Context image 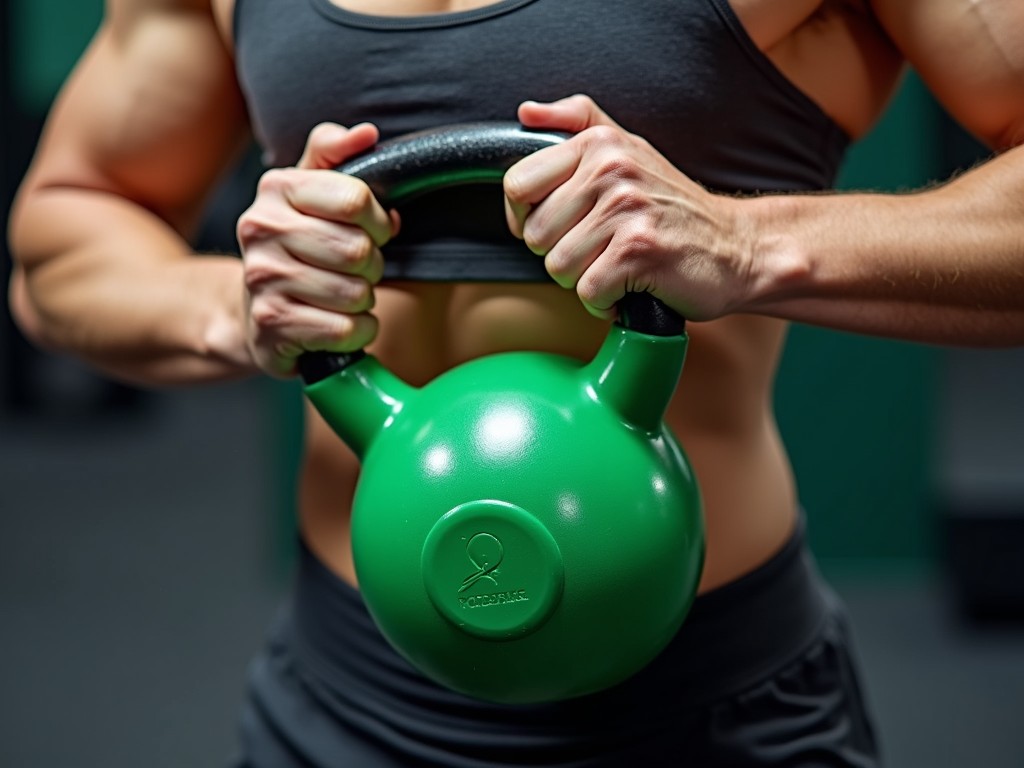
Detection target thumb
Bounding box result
[517,94,622,134]
[297,122,379,170]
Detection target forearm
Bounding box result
[743,144,1024,346]
[9,186,256,386]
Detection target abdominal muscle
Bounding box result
[299,281,798,594]
[230,0,906,596]
[213,0,902,598]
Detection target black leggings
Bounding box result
[234,521,880,767]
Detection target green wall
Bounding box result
[11,0,102,111]
[776,74,945,561]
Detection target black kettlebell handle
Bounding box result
[298,123,685,384]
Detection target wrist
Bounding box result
[735,194,814,315]
[193,256,260,376]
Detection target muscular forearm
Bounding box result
[9,186,256,386]
[743,144,1024,346]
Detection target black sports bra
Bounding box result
[234,0,848,280]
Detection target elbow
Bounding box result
[7,267,54,351]
[7,188,59,351]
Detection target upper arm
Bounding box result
[13,0,250,245]
[871,0,1024,150]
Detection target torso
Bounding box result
[212,0,906,590]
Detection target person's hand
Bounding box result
[237,123,399,377]
[504,95,756,322]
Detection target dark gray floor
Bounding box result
[2,375,1023,768]
[827,566,1024,768]
[0,377,287,768]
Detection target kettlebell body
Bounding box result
[300,124,705,704]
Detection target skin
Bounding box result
[7,0,1024,598]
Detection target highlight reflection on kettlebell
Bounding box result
[298,123,705,704]
[477,407,533,459]
[460,533,504,593]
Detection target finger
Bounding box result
[575,228,662,322]
[517,94,622,134]
[298,122,379,170]
[243,231,379,313]
[503,142,581,239]
[542,205,616,291]
[576,254,627,321]
[273,219,385,284]
[238,187,388,281]
[272,169,395,247]
[287,306,378,354]
[251,302,379,376]
[272,268,376,315]
[517,173,598,257]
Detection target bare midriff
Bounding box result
[214,0,903,592]
[300,283,795,593]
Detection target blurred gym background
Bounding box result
[2,2,1023,766]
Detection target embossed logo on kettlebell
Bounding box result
[460,533,503,592]
[422,500,561,636]
[458,533,531,609]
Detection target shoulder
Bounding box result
[106,0,230,43]
[869,0,1024,148]
[107,0,213,23]
[19,0,247,229]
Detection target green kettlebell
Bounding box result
[298,123,704,704]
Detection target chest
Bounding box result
[216,0,831,49]
[231,0,850,194]
[308,0,514,12]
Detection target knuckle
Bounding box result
[576,271,602,304]
[256,167,291,195]
[340,233,375,270]
[569,93,596,111]
[322,313,353,345]
[236,209,282,246]
[503,171,528,205]
[351,279,373,309]
[595,152,639,183]
[243,254,287,293]
[307,122,338,146]
[586,124,618,144]
[249,298,288,333]
[521,218,548,256]
[365,249,385,284]
[351,314,380,348]
[543,251,574,287]
[620,219,659,255]
[333,179,373,219]
[235,215,261,246]
[604,182,645,216]
[336,277,372,311]
[544,261,566,284]
[322,312,375,351]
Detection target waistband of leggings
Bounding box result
[285,514,831,712]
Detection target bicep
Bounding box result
[18,0,249,241]
[871,0,1024,149]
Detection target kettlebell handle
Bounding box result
[298,122,684,384]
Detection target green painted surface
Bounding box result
[776,329,938,560]
[265,379,304,571]
[305,327,703,702]
[775,73,943,561]
[12,0,103,111]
